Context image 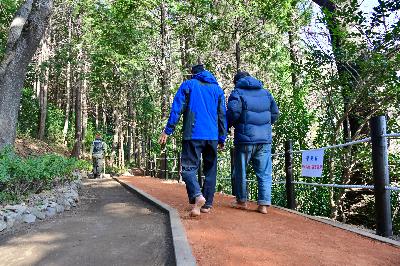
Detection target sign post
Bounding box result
[301,149,324,177]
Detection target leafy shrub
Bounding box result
[0,147,89,203]
[17,88,39,137]
[46,104,65,144]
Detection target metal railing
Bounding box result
[143,115,399,237]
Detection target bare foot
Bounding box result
[190,195,206,217]
[257,205,268,214]
[200,206,211,213]
[232,201,248,210]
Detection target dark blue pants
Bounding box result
[181,140,218,207]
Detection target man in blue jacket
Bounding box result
[159,64,227,217]
[227,71,279,214]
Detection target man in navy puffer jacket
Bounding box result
[227,71,279,214]
[159,64,227,217]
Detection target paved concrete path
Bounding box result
[0,179,174,266]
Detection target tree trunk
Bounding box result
[119,126,125,168]
[234,26,241,72]
[95,103,99,130]
[81,61,89,153]
[180,36,191,81]
[126,93,133,164]
[111,107,121,168]
[71,76,82,158]
[0,0,53,149]
[102,99,107,131]
[160,1,170,119]
[71,14,83,158]
[38,27,51,140]
[38,65,49,140]
[62,9,73,145]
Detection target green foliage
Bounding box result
[17,88,39,137]
[0,0,22,58]
[2,0,399,235]
[46,104,65,144]
[17,87,70,144]
[0,147,89,204]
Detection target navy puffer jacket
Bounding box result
[227,76,279,144]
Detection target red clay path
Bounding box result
[119,175,400,266]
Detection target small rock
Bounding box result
[70,183,78,191]
[22,214,36,224]
[29,207,45,220]
[70,200,77,207]
[4,215,15,227]
[48,201,57,208]
[57,187,68,193]
[66,189,79,199]
[81,172,88,179]
[0,220,6,232]
[62,199,71,210]
[5,204,27,214]
[37,204,48,211]
[55,204,64,213]
[4,211,22,223]
[45,207,56,217]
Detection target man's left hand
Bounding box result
[159,131,168,145]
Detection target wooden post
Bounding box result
[145,139,151,176]
[164,151,168,179]
[177,152,182,182]
[152,154,157,177]
[198,156,204,188]
[285,140,296,209]
[370,115,392,237]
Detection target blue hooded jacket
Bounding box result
[164,70,227,143]
[227,76,279,144]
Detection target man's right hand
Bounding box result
[218,143,225,151]
[159,131,168,145]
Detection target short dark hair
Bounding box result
[191,64,205,74]
[233,71,250,84]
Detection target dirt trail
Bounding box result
[119,175,400,266]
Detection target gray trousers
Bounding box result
[92,156,104,178]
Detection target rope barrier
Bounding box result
[382,133,400,139]
[271,137,371,157]
[292,182,400,192]
[385,186,400,191]
[292,137,372,154]
[292,181,374,189]
[219,178,400,192]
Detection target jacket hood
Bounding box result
[236,76,263,90]
[192,70,219,85]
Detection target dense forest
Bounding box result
[0,0,399,234]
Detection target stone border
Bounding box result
[0,173,84,233]
[273,205,400,248]
[114,177,196,266]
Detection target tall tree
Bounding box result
[0,0,53,149]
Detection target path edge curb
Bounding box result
[272,205,400,248]
[114,177,197,266]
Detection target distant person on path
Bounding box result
[90,134,107,179]
[227,71,279,214]
[159,64,227,217]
